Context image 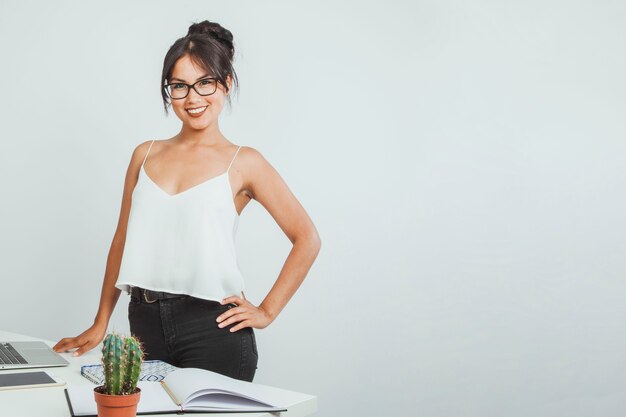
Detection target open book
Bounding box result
[65,367,288,415]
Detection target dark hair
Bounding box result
[160,20,239,115]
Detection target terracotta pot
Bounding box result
[93,386,141,417]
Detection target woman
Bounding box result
[53,20,321,383]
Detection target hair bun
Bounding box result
[187,20,233,48]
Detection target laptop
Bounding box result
[0,341,69,370]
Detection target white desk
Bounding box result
[0,330,317,417]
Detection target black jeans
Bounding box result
[128,291,258,382]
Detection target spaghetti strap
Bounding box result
[142,139,156,167]
[226,146,242,173]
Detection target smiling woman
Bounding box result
[160,20,238,116]
[52,19,322,383]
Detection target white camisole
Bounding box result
[115,140,245,301]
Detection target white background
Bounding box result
[1,1,625,416]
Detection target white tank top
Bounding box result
[115,140,245,302]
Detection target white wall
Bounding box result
[1,1,625,416]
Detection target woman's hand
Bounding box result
[217,291,273,332]
[52,323,107,357]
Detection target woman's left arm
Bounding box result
[218,147,322,332]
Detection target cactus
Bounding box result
[100,332,144,395]
[123,336,143,393]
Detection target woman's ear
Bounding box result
[226,75,232,94]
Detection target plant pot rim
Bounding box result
[94,386,142,396]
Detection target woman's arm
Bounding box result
[53,141,152,356]
[218,146,322,331]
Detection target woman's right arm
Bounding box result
[52,141,153,357]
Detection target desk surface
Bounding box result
[0,330,317,417]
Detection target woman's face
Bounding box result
[167,54,231,130]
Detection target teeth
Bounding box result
[188,106,207,114]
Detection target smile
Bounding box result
[186,106,208,115]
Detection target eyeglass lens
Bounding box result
[167,79,217,99]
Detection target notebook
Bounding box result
[0,342,69,370]
[65,367,290,415]
[80,360,178,385]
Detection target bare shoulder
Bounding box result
[236,145,291,202]
[128,139,158,166]
[134,139,157,157]
[237,144,260,158]
[237,145,273,173]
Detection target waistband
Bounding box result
[130,287,189,303]
[129,287,237,308]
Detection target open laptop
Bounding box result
[0,341,69,370]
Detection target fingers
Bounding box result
[217,310,254,332]
[216,308,238,326]
[53,337,78,353]
[221,295,245,306]
[53,336,95,356]
[230,320,251,333]
[73,338,98,356]
[73,343,92,357]
[217,294,260,333]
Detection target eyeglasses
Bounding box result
[164,78,218,99]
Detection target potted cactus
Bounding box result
[93,332,144,417]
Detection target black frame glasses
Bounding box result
[164,78,219,100]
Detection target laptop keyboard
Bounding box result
[0,343,28,364]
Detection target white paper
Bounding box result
[164,368,286,411]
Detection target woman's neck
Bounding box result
[174,122,228,147]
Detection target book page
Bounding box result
[164,368,285,409]
[184,393,284,411]
[135,382,180,413]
